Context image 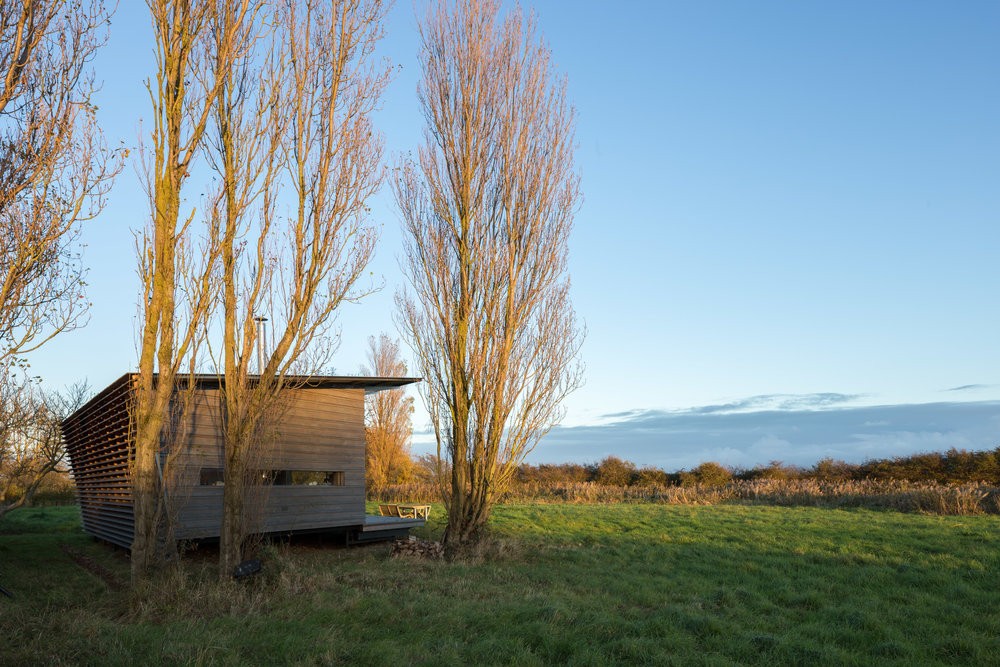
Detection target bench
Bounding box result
[378,503,431,519]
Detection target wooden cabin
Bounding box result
[62,373,421,549]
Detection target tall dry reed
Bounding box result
[375,479,1000,516]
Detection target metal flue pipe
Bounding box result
[253,316,268,373]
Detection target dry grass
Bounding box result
[377,479,1000,515]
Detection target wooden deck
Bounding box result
[352,514,425,543]
[362,514,426,532]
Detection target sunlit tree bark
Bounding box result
[207,0,387,577]
[132,0,232,581]
[395,0,583,545]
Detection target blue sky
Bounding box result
[29,1,1000,471]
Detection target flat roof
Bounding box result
[64,372,421,427]
[171,373,421,393]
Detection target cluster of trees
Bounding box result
[361,335,415,495]
[0,2,120,521]
[512,448,1000,488]
[3,0,582,582]
[125,0,393,580]
[810,448,1000,485]
[0,382,88,519]
[141,0,582,561]
[514,458,737,488]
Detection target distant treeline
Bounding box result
[512,446,1000,487]
[381,447,1000,516]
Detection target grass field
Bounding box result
[1,503,998,665]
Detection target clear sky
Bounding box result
[29,1,1000,470]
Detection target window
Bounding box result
[199,468,345,486]
[259,469,288,485]
[199,468,225,486]
[290,471,345,486]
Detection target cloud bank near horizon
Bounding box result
[945,384,995,393]
[530,398,1000,471]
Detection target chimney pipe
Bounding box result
[253,316,268,374]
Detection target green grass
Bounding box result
[2,503,999,665]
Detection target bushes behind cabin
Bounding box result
[513,447,1000,488]
[376,447,1000,516]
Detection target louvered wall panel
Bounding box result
[62,374,134,548]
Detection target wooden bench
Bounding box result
[398,504,431,519]
[378,503,431,519]
[378,503,401,517]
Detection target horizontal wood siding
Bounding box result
[173,387,367,538]
[175,486,365,538]
[63,375,379,548]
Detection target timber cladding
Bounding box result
[62,373,419,549]
[61,375,134,548]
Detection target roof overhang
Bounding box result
[64,373,421,426]
[171,374,421,394]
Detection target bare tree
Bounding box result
[360,334,414,496]
[202,0,274,581]
[131,0,235,580]
[206,0,388,577]
[395,0,583,545]
[0,1,120,373]
[0,380,90,520]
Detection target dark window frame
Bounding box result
[199,468,345,487]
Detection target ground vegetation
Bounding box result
[2,503,998,665]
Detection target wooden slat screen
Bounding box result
[62,374,134,548]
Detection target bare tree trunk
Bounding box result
[395,0,584,546]
[132,0,227,582]
[207,0,388,578]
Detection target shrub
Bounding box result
[634,466,670,487]
[692,462,732,487]
[811,458,852,481]
[738,460,803,481]
[592,456,637,486]
[516,463,590,484]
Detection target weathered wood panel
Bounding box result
[175,487,367,538]
[172,387,367,538]
[63,374,416,549]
